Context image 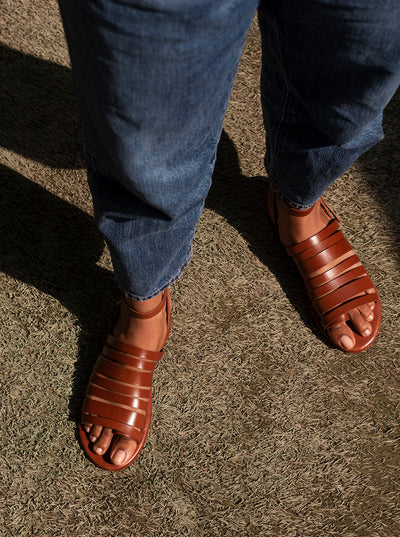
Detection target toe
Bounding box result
[327,302,375,351]
[358,302,374,322]
[348,308,372,337]
[92,427,114,455]
[365,289,376,311]
[89,424,103,443]
[110,436,138,466]
[328,322,356,351]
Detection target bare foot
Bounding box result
[269,192,376,351]
[83,292,168,466]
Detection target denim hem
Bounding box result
[268,177,315,210]
[121,251,193,301]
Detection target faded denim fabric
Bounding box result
[59,0,400,299]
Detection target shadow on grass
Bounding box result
[0,165,119,421]
[358,88,400,234]
[0,44,85,169]
[207,131,321,341]
[0,44,117,423]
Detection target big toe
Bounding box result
[328,323,356,351]
[110,437,138,466]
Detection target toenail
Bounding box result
[363,328,371,336]
[85,426,91,433]
[367,314,374,321]
[94,446,103,454]
[339,335,353,350]
[113,450,126,465]
[90,435,97,443]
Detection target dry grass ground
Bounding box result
[1,1,400,536]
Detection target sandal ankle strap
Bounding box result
[122,290,167,319]
[285,196,340,222]
[270,187,340,224]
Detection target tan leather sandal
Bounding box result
[268,188,381,352]
[78,288,171,470]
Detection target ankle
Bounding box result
[123,292,164,314]
[113,292,168,351]
[276,197,330,246]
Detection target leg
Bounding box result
[259,0,400,350]
[59,0,258,468]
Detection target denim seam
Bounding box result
[266,5,313,210]
[267,2,290,194]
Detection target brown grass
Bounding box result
[1,2,400,536]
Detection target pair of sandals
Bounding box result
[79,189,381,471]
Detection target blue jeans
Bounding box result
[59,0,400,300]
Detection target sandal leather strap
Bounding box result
[122,290,167,319]
[269,188,378,331]
[287,213,378,330]
[322,293,379,329]
[81,289,171,443]
[106,334,164,361]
